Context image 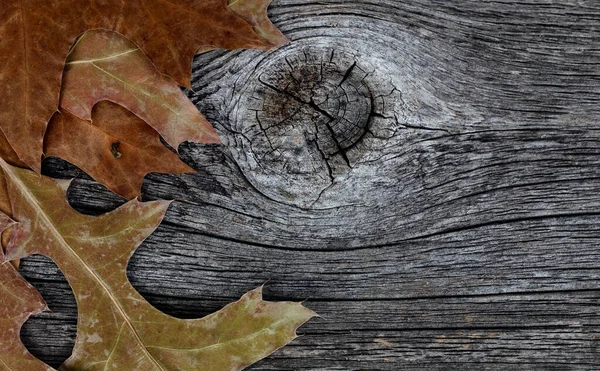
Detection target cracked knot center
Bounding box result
[237,48,388,208]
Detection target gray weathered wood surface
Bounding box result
[20,0,600,369]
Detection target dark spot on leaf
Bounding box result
[110,141,122,159]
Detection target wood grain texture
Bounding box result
[20,0,600,369]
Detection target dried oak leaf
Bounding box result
[50,0,286,199]
[0,0,282,172]
[0,213,52,371]
[59,29,220,150]
[46,102,196,200]
[49,28,211,200]
[0,160,315,370]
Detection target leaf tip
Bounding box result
[204,129,222,144]
[21,153,43,175]
[250,284,319,323]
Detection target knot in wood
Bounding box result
[256,49,372,163]
[237,48,381,208]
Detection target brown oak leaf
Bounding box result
[0,0,282,171]
[59,29,220,149]
[45,102,196,200]
[0,160,315,370]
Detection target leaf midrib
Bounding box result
[90,62,180,116]
[66,48,139,65]
[146,318,290,353]
[0,356,16,371]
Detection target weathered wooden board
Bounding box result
[20,0,600,369]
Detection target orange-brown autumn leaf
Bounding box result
[0,160,316,370]
[59,29,220,149]
[0,212,52,371]
[0,0,284,172]
[45,102,196,200]
[51,28,214,200]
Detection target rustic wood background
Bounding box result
[20,0,600,369]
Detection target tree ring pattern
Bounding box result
[226,45,402,208]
